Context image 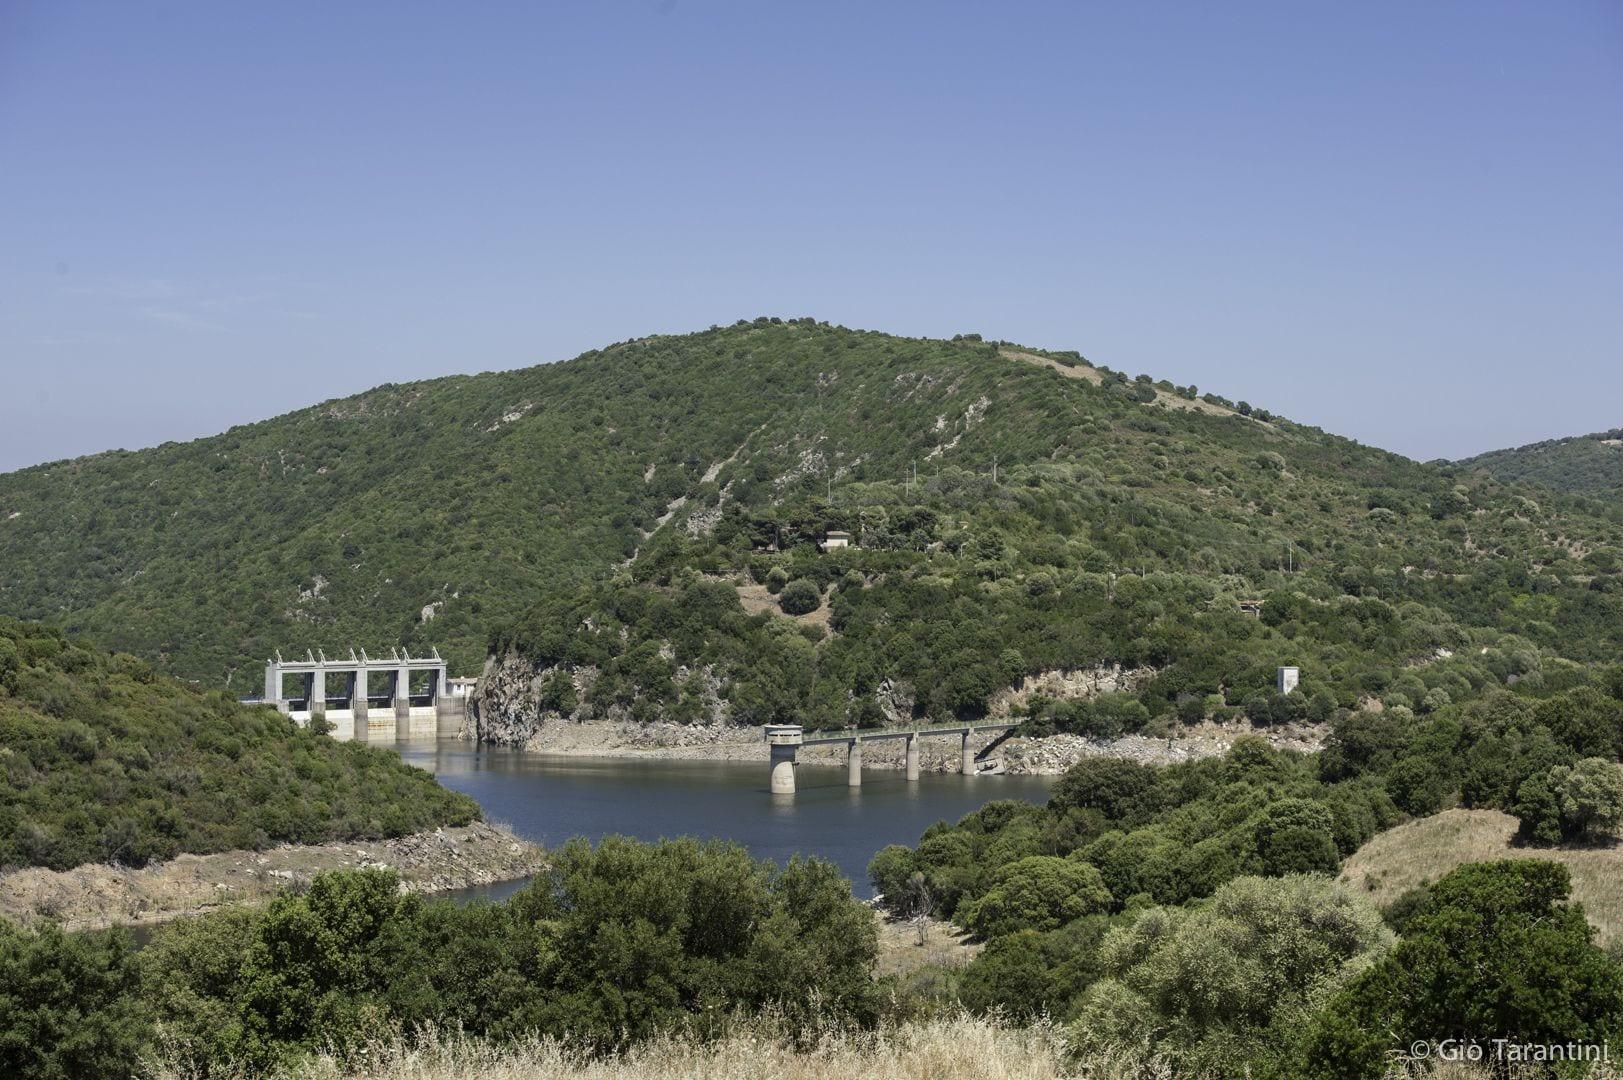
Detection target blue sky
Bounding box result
[2,1,1619,471]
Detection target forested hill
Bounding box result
[0,617,476,872]
[1456,428,1623,499]
[1,319,1620,716]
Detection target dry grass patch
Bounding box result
[1000,350,1240,419]
[733,580,832,632]
[169,1017,1083,1080]
[1339,808,1623,944]
[875,913,981,979]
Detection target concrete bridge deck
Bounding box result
[766,720,1021,794]
[798,720,1020,746]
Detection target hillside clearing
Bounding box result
[1339,808,1623,944]
[1000,348,1239,418]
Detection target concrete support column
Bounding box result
[905,733,920,782]
[770,744,798,794]
[961,728,975,775]
[765,725,804,796]
[393,666,409,739]
[311,667,327,720]
[265,661,283,711]
[341,671,360,739]
[354,667,369,722]
[847,739,863,787]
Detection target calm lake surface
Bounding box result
[393,739,1058,899]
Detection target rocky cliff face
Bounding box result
[471,650,584,746]
[469,648,731,748]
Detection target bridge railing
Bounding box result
[799,718,1022,744]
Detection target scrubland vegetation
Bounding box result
[1458,427,1623,498]
[5,665,1621,1076]
[2,322,1619,724]
[0,619,476,872]
[4,322,1623,1077]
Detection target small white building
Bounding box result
[821,530,853,551]
[1277,666,1300,695]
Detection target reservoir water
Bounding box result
[394,739,1058,899]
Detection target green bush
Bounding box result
[1072,875,1393,1077]
[960,856,1111,938]
[0,921,149,1079]
[149,839,880,1073]
[1302,860,1623,1078]
[777,578,821,616]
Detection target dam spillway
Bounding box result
[250,648,467,741]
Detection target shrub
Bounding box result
[1072,875,1392,1076]
[1516,758,1623,844]
[777,579,821,616]
[960,856,1111,938]
[0,920,149,1079]
[1302,860,1623,1078]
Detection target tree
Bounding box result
[1517,758,1623,843]
[1302,860,1623,1078]
[959,856,1111,938]
[1536,687,1623,759]
[1252,798,1341,875]
[0,920,150,1080]
[777,578,821,616]
[958,915,1118,1021]
[1050,758,1163,826]
[1071,875,1392,1077]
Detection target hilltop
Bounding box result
[1456,427,1623,499]
[1,319,1620,737]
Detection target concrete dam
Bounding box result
[247,649,470,740]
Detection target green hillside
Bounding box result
[1456,428,1623,498]
[0,618,476,871]
[2,320,1620,728]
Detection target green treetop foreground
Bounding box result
[0,838,879,1079]
[870,675,1623,1077]
[0,618,477,873]
[0,320,1618,731]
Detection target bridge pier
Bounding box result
[354,666,369,738]
[905,733,920,782]
[766,725,803,794]
[961,727,975,775]
[310,667,326,725]
[394,663,410,740]
[847,739,862,787]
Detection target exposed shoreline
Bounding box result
[494,717,1326,774]
[0,820,545,933]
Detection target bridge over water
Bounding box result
[763,721,1021,794]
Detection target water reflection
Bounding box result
[394,738,1056,895]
